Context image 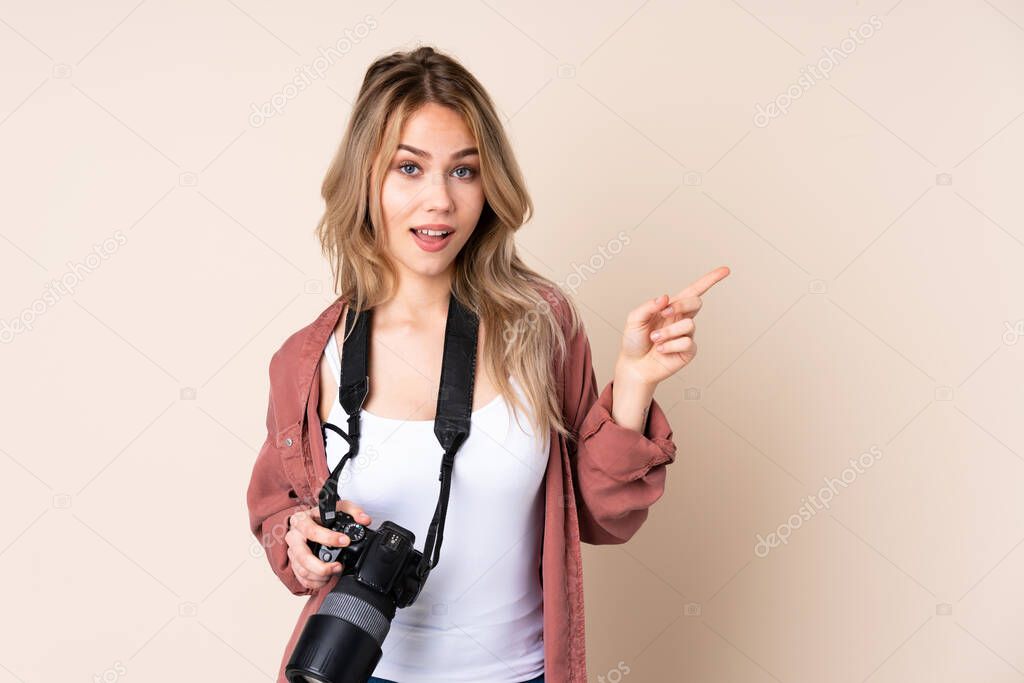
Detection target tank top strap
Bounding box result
[323,330,342,384]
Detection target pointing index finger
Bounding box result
[681,265,730,297]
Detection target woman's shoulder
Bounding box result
[268,295,347,378]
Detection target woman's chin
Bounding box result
[398,256,456,280]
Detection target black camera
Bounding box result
[285,511,428,683]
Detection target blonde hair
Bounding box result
[316,45,582,439]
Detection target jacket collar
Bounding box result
[273,295,348,445]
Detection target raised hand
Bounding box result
[616,266,730,387]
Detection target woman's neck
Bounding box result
[374,267,453,325]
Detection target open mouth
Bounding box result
[409,227,455,251]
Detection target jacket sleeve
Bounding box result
[246,376,313,597]
[563,315,678,545]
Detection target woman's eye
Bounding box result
[397,162,476,179]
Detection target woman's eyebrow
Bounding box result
[397,143,479,160]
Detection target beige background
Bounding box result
[2,1,1023,681]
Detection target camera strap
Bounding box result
[317,292,479,579]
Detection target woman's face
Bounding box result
[378,102,485,281]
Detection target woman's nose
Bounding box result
[422,172,455,211]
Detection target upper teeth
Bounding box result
[416,229,450,236]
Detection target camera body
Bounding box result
[308,510,425,609]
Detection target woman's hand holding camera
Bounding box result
[286,500,372,593]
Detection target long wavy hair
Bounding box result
[315,45,582,440]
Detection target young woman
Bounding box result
[247,45,728,683]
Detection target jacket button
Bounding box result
[285,437,293,447]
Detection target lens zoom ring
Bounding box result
[316,592,391,645]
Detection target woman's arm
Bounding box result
[563,316,678,545]
[246,381,312,597]
[562,267,728,545]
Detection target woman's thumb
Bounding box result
[626,294,669,330]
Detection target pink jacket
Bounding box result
[246,289,678,683]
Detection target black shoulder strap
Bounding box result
[316,293,479,579]
[420,293,478,576]
[318,304,371,527]
[339,304,371,416]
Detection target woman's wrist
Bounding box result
[611,359,658,432]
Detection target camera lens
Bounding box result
[285,575,395,682]
[287,522,423,683]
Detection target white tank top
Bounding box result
[322,330,548,683]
